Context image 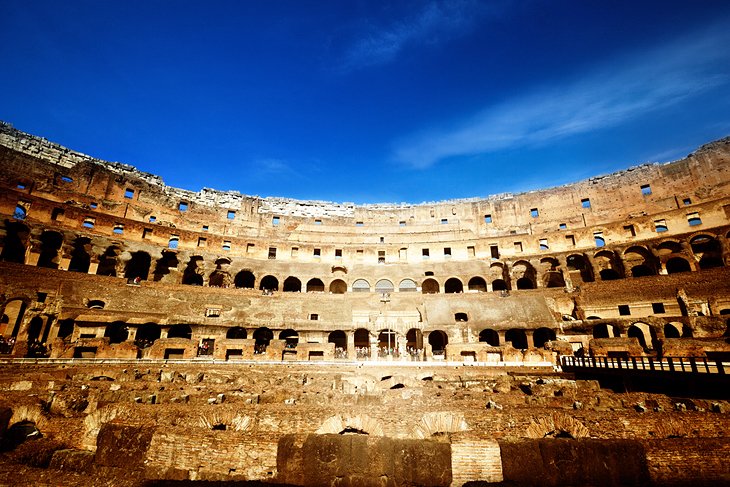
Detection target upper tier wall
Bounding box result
[2,121,730,261]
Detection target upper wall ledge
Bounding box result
[2,121,729,217]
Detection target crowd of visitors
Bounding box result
[0,335,15,354]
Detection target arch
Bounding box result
[306,278,325,293]
[594,250,622,280]
[525,413,590,439]
[690,235,723,269]
[3,420,42,450]
[315,415,384,436]
[279,329,299,348]
[96,246,121,277]
[666,257,691,274]
[181,257,205,285]
[226,326,247,339]
[421,278,439,294]
[125,251,151,281]
[352,279,370,293]
[374,279,394,293]
[444,277,463,294]
[378,329,397,355]
[628,322,654,350]
[152,250,179,282]
[533,327,556,348]
[104,321,128,344]
[328,330,347,350]
[354,328,370,349]
[656,240,683,255]
[505,329,528,349]
[624,246,657,277]
[168,324,192,340]
[283,276,302,292]
[663,323,681,339]
[37,231,64,269]
[135,323,161,348]
[209,270,232,288]
[516,277,535,290]
[479,329,499,346]
[467,276,487,292]
[234,270,255,289]
[68,237,92,273]
[491,279,508,291]
[412,412,469,439]
[329,279,347,294]
[566,254,594,283]
[406,328,423,350]
[398,279,417,292]
[1,299,26,338]
[253,327,273,352]
[428,330,448,356]
[592,323,620,338]
[259,275,279,291]
[540,258,565,288]
[0,221,30,264]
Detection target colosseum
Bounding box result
[0,120,729,486]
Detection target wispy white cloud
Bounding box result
[340,0,493,71]
[393,25,730,169]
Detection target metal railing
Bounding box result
[562,355,728,375]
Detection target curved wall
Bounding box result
[1,121,729,362]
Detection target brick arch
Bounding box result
[525,412,589,439]
[316,414,384,436]
[412,411,469,439]
[198,412,253,432]
[82,404,131,450]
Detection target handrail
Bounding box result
[561,355,727,375]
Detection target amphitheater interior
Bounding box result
[1,120,730,486]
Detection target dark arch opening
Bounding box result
[444,278,463,294]
[468,276,487,292]
[691,236,723,269]
[628,325,649,349]
[306,278,325,292]
[505,329,528,350]
[354,328,370,358]
[152,250,179,282]
[428,330,448,356]
[631,264,654,277]
[663,323,681,339]
[592,323,619,339]
[2,421,41,451]
[479,329,499,346]
[406,328,423,351]
[105,321,128,344]
[135,323,161,349]
[234,270,255,289]
[666,257,691,274]
[421,278,439,294]
[533,327,556,348]
[37,231,63,269]
[283,276,302,292]
[182,256,205,285]
[125,251,151,281]
[279,329,299,348]
[96,246,121,277]
[328,330,347,351]
[68,237,92,273]
[208,270,231,288]
[259,275,279,291]
[516,277,535,290]
[491,279,508,291]
[567,254,594,283]
[168,324,192,340]
[253,327,274,353]
[0,221,30,264]
[544,272,565,288]
[599,269,620,281]
[226,326,247,339]
[378,329,397,356]
[57,319,74,340]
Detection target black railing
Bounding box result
[562,355,726,375]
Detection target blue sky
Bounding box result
[2,1,730,204]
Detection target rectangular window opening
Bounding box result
[654,219,668,233]
[272,216,280,226]
[227,210,236,219]
[683,198,692,206]
[566,235,575,246]
[618,304,631,316]
[124,188,135,199]
[484,214,492,223]
[581,198,591,209]
[641,184,652,196]
[378,251,385,264]
[246,243,254,253]
[179,202,188,211]
[168,236,179,249]
[314,219,322,225]
[268,247,277,259]
[467,245,475,257]
[539,238,548,251]
[142,228,152,239]
[514,241,523,252]
[113,224,124,235]
[559,223,567,230]
[198,237,207,247]
[149,216,156,223]
[222,240,231,251]
[440,218,448,224]
[422,248,430,259]
[335,249,342,259]
[313,248,321,257]
[444,247,452,258]
[687,212,702,227]
[530,208,539,218]
[652,303,665,314]
[490,244,499,259]
[624,224,636,237]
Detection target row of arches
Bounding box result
[2,224,726,282]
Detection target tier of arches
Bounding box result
[1,224,728,296]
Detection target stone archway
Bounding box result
[525,413,589,439]
[316,415,384,436]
